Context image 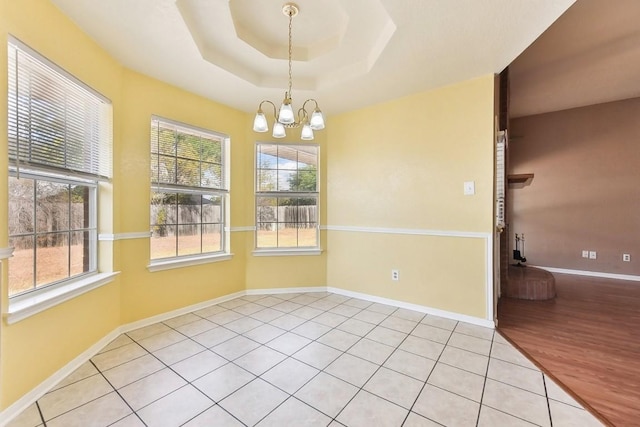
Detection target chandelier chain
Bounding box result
[287,9,293,98]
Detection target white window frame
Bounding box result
[148,116,230,271]
[254,142,321,255]
[5,36,115,321]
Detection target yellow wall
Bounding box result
[0,0,124,408]
[326,76,495,318]
[0,0,496,412]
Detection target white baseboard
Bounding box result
[0,285,492,425]
[245,286,328,295]
[327,287,495,329]
[533,266,640,282]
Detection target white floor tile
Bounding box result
[411,323,453,344]
[316,328,360,351]
[427,362,485,402]
[174,318,217,337]
[38,374,114,421]
[383,349,435,381]
[211,335,260,360]
[293,341,342,369]
[295,372,358,418]
[153,339,205,365]
[347,338,395,365]
[219,379,288,426]
[192,363,255,402]
[438,345,489,376]
[448,332,492,356]
[262,357,319,394]
[170,350,228,382]
[256,397,331,427]
[336,390,408,427]
[549,400,605,427]
[403,411,442,426]
[50,362,99,392]
[46,392,131,427]
[102,354,165,389]
[363,367,423,409]
[398,335,444,360]
[91,342,148,371]
[182,405,244,427]
[191,326,237,348]
[454,322,494,341]
[412,384,480,427]
[487,358,545,395]
[136,329,187,353]
[482,378,551,427]
[136,385,213,427]
[266,331,312,355]
[242,323,286,344]
[119,368,187,411]
[478,405,538,426]
[291,321,332,340]
[325,353,378,387]
[234,345,287,375]
[365,325,407,347]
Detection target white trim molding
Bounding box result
[533,266,640,282]
[324,224,491,239]
[98,232,152,241]
[228,226,256,232]
[5,272,120,325]
[147,253,233,272]
[0,247,14,260]
[252,249,323,257]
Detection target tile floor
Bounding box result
[7,292,604,427]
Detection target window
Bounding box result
[7,37,112,298]
[255,143,319,249]
[150,117,228,261]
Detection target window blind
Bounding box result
[496,130,506,226]
[7,37,112,179]
[150,117,227,192]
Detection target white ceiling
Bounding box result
[510,0,640,118]
[50,0,575,116]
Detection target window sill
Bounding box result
[252,248,323,257]
[147,253,233,272]
[5,272,120,325]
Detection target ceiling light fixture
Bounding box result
[253,3,325,140]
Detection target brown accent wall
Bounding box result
[509,97,640,276]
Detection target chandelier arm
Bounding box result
[301,98,320,113]
[258,100,278,120]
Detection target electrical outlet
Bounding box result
[463,181,475,195]
[582,250,589,258]
[589,251,597,260]
[623,254,631,262]
[391,270,399,281]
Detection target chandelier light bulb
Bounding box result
[278,97,295,124]
[309,109,325,130]
[301,123,314,140]
[272,121,286,138]
[253,110,268,132]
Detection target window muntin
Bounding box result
[7,37,110,298]
[255,143,319,249]
[8,175,97,296]
[150,117,228,260]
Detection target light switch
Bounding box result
[464,181,475,195]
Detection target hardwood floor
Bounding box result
[497,273,640,427]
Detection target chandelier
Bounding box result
[252,3,325,140]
